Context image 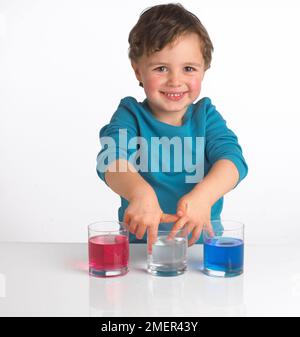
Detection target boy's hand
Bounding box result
[123,190,178,252]
[168,191,214,246]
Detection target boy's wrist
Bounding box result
[190,181,215,207]
[128,184,157,202]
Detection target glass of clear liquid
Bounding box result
[147,226,188,276]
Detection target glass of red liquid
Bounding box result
[88,221,129,277]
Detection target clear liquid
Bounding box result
[148,235,187,276]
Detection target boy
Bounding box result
[96,3,248,249]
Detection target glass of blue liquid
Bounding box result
[202,220,244,277]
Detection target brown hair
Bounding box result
[128,3,214,70]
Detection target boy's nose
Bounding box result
[166,72,182,87]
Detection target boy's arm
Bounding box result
[190,159,239,205]
[171,159,241,245]
[171,100,248,244]
[105,159,178,247]
[104,159,155,201]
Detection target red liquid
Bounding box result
[88,235,129,270]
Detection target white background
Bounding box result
[0,0,299,244]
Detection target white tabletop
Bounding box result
[0,242,299,317]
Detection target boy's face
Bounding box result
[131,33,205,124]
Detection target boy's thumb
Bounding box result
[177,201,186,216]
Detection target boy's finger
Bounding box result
[147,240,153,254]
[147,226,158,254]
[188,226,202,247]
[135,225,147,240]
[176,203,187,217]
[205,221,215,237]
[129,220,138,235]
[160,213,179,223]
[176,200,187,216]
[123,212,130,225]
[167,215,189,240]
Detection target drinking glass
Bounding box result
[202,220,244,277]
[147,226,188,276]
[88,221,129,277]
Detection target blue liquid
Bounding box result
[204,237,244,277]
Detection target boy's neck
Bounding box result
[146,100,188,126]
[153,115,183,126]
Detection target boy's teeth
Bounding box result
[165,93,183,97]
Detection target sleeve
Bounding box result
[205,99,248,187]
[96,102,138,186]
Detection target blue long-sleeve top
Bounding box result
[96,96,248,243]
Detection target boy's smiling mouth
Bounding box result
[160,91,187,101]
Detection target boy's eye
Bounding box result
[154,66,168,72]
[184,66,196,72]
